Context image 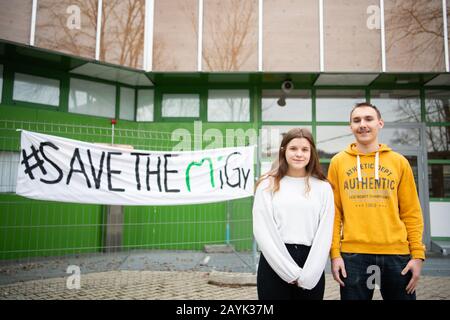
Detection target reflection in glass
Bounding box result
[263,0,319,71]
[153,0,198,71]
[101,0,145,69]
[324,0,381,71]
[428,164,450,198]
[260,161,274,176]
[385,0,445,71]
[0,0,32,45]
[13,73,60,107]
[69,78,115,118]
[35,0,97,59]
[136,90,154,122]
[426,126,450,159]
[119,87,135,121]
[404,155,419,194]
[208,90,250,122]
[203,0,258,71]
[425,90,450,122]
[162,94,200,118]
[321,163,330,178]
[316,90,365,122]
[371,90,421,122]
[316,126,421,158]
[260,125,312,161]
[0,151,19,193]
[380,128,420,148]
[262,90,312,121]
[316,126,353,158]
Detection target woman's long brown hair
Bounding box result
[255,128,327,194]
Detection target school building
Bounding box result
[0,0,449,261]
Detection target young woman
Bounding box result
[253,128,335,300]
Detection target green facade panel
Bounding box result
[0,102,256,259]
[0,194,103,260]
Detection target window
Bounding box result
[262,90,312,121]
[371,90,421,122]
[69,78,116,118]
[119,87,135,121]
[425,90,450,123]
[424,91,449,198]
[318,163,332,178]
[136,89,154,121]
[13,73,60,107]
[316,126,354,158]
[315,126,421,158]
[316,90,365,122]
[162,94,200,118]
[427,127,450,160]
[429,164,450,198]
[0,152,19,193]
[380,127,421,148]
[260,125,313,160]
[260,125,312,176]
[208,90,250,122]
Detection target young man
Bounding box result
[327,102,425,300]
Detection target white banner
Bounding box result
[16,130,255,205]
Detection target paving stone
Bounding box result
[0,271,449,300]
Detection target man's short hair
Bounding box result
[350,102,382,122]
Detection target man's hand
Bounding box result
[331,257,347,287]
[401,258,423,294]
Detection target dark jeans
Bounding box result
[340,253,416,300]
[257,244,325,300]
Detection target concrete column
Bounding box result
[104,205,123,253]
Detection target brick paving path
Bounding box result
[1,271,449,300]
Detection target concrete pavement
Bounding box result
[0,250,449,300]
[1,271,450,300]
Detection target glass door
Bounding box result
[383,123,431,249]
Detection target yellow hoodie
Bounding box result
[328,143,425,260]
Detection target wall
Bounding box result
[430,202,450,238]
[0,0,448,72]
[0,103,256,259]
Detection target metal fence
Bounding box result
[0,119,257,293]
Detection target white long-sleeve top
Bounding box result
[253,175,335,290]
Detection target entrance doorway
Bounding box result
[383,123,431,250]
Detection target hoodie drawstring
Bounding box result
[374,152,379,181]
[356,152,379,182]
[357,155,362,182]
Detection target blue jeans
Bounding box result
[340,253,416,300]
